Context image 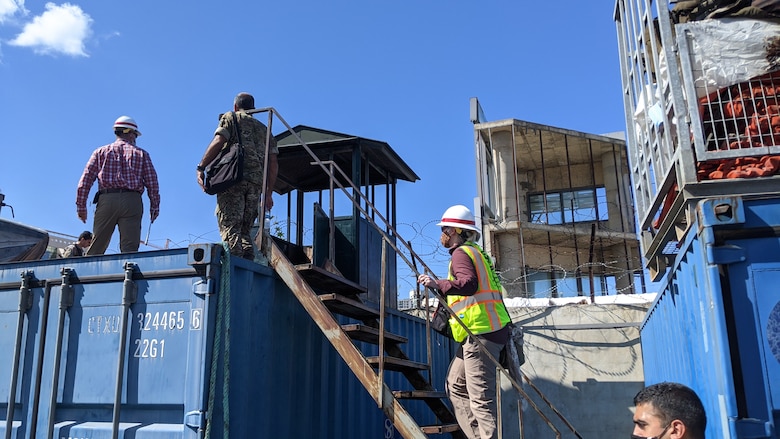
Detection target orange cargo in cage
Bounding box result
[697,70,780,181]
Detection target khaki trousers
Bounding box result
[446,335,504,439]
[88,192,143,255]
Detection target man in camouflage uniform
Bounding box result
[62,231,93,257]
[197,92,279,260]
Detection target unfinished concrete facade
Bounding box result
[471,99,644,298]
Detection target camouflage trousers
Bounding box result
[215,180,261,259]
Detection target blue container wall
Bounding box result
[0,249,210,439]
[641,197,780,439]
[0,245,456,439]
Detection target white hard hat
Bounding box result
[437,205,481,235]
[113,115,141,136]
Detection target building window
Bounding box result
[524,269,619,298]
[528,187,608,224]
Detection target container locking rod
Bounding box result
[112,262,138,439]
[5,271,34,439]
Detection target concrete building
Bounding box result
[470,98,645,298]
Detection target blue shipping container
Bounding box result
[0,244,456,438]
[641,196,780,439]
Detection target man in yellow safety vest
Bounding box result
[418,204,511,439]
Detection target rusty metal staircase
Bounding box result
[268,238,463,438]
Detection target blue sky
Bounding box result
[0,1,627,291]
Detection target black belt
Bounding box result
[98,188,139,194]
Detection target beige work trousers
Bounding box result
[88,192,143,255]
[446,335,504,439]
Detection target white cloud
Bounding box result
[0,0,24,23]
[9,3,92,57]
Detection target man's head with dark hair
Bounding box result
[633,382,706,439]
[234,92,255,110]
[76,231,93,249]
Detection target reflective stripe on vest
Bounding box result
[447,243,511,342]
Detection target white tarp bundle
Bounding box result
[680,18,780,97]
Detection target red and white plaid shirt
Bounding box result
[76,138,160,218]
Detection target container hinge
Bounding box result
[193,279,210,297]
[123,262,138,305]
[19,270,34,312]
[706,244,745,266]
[184,410,205,429]
[60,267,75,309]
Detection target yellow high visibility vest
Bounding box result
[447,242,511,343]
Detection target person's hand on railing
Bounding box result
[417,274,438,290]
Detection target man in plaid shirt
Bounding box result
[76,116,160,255]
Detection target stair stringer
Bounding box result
[269,240,429,439]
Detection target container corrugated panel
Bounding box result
[614,0,780,271]
[641,196,780,439]
[0,244,456,439]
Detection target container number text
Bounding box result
[131,311,185,359]
[133,338,166,358]
[136,311,185,331]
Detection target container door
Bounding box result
[751,269,780,436]
[724,234,780,437]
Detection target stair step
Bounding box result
[421,424,461,434]
[342,324,408,345]
[366,356,430,372]
[319,294,380,320]
[295,263,367,296]
[393,390,447,400]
